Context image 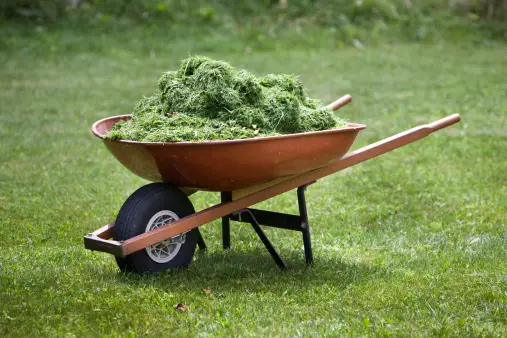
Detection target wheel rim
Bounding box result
[144,210,186,263]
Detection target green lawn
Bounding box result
[1,29,506,336]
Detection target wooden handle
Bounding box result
[428,114,461,132]
[326,94,352,111]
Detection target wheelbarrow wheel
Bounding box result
[113,183,198,274]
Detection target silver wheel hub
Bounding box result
[145,210,185,263]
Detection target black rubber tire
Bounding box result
[113,183,198,274]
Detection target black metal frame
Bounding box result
[218,183,315,269]
[196,230,207,251]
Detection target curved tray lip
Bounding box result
[92,114,366,146]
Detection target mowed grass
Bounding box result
[0,29,506,336]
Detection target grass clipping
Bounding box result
[105,56,346,142]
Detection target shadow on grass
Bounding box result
[109,248,386,293]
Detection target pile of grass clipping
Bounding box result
[105,56,346,142]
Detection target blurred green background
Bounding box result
[2,0,507,47]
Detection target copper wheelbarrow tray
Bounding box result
[91,96,363,191]
[84,94,461,271]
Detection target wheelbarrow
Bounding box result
[85,95,461,273]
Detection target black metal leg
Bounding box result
[298,185,313,265]
[301,225,313,265]
[224,184,315,268]
[221,192,232,250]
[196,229,207,251]
[246,211,287,269]
[222,217,231,249]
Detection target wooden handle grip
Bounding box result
[326,94,352,111]
[428,114,461,132]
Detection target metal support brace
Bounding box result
[226,183,315,268]
[244,210,287,269]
